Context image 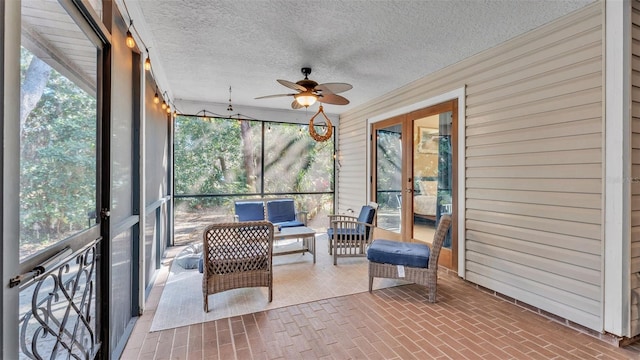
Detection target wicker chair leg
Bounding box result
[204,293,208,312]
[368,275,373,293]
[427,272,437,303]
[269,285,273,302]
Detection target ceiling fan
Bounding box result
[255,67,352,109]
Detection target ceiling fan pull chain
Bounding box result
[308,105,333,142]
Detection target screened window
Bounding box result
[174,117,263,195]
[173,116,334,245]
[264,122,333,193]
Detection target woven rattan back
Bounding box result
[429,214,452,270]
[202,221,274,275]
[201,221,275,311]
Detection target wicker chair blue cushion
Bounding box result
[235,201,265,221]
[367,239,431,268]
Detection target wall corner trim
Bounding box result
[603,0,631,337]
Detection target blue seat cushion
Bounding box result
[274,220,305,228]
[235,202,265,221]
[267,199,296,223]
[367,239,431,268]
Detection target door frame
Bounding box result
[367,87,467,277]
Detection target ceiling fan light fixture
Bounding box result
[256,67,351,110]
[295,93,317,107]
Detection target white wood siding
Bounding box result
[336,118,369,212]
[630,0,640,336]
[339,4,603,330]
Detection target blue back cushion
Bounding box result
[267,199,296,223]
[357,206,376,224]
[235,201,265,221]
[357,205,376,237]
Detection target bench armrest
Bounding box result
[296,211,308,226]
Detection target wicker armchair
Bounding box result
[202,221,274,312]
[368,214,452,303]
[327,203,377,265]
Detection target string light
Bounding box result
[144,48,151,71]
[125,20,135,48]
[122,1,178,118]
[227,86,234,112]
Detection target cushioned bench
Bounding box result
[234,198,307,228]
[367,214,452,303]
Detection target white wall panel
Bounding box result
[339,3,604,331]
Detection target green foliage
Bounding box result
[20,49,97,246]
[264,123,334,193]
[173,117,335,212]
[173,116,253,199]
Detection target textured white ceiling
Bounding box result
[129,0,594,115]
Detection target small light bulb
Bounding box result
[154,92,160,104]
[144,57,151,71]
[125,30,135,49]
[161,101,167,110]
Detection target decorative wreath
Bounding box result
[308,105,333,142]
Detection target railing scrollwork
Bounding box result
[19,239,101,359]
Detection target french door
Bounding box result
[372,99,458,270]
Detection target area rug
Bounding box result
[150,234,406,332]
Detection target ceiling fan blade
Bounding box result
[318,93,350,105]
[277,79,306,92]
[315,82,353,94]
[291,100,303,109]
[255,93,295,100]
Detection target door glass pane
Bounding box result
[375,125,402,232]
[413,112,452,247]
[20,0,98,261]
